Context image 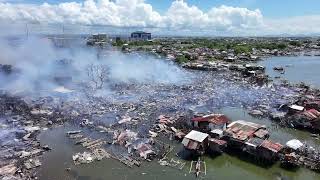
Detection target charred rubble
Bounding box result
[1,61,319,179]
[1,37,320,179]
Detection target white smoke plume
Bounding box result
[0,36,189,95]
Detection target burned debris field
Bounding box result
[1,36,320,180]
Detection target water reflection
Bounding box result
[259,56,320,88]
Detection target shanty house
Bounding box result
[182,130,209,154]
[224,120,267,148]
[257,140,283,162]
[208,138,227,154]
[244,137,265,155]
[192,114,230,132]
[293,109,320,130]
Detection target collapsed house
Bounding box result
[280,139,305,168]
[281,102,320,131]
[279,138,320,171]
[292,109,320,130]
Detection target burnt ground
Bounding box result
[0,62,309,179]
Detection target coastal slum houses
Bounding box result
[280,139,320,171]
[292,108,320,130]
[191,114,230,154]
[179,114,320,170]
[191,114,230,132]
[222,120,284,162]
[223,120,268,148]
[182,130,209,155]
[280,102,320,131]
[181,118,283,162]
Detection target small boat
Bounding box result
[195,158,201,177]
[189,157,206,178]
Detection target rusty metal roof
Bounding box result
[254,129,269,139]
[225,120,264,141]
[192,114,230,125]
[260,140,283,153]
[209,138,227,146]
[301,109,320,121]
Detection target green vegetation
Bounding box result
[175,55,189,64]
[112,39,127,47]
[289,41,302,47]
[233,45,251,54]
[128,41,158,46]
[111,37,303,55]
[254,42,287,50]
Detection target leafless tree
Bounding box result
[86,64,108,89]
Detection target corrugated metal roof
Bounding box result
[254,129,269,139]
[227,120,262,129]
[209,138,227,146]
[301,109,320,121]
[225,120,264,141]
[260,140,283,153]
[192,114,230,125]
[184,130,209,142]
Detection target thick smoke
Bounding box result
[106,52,188,84]
[0,36,189,96]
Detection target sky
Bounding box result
[0,0,320,36]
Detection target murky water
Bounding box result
[259,56,320,88]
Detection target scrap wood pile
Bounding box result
[67,131,111,165]
[159,158,186,170]
[151,115,189,140]
[0,94,56,180]
[280,139,320,171]
[67,127,167,167]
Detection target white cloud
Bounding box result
[0,0,264,33]
[0,0,318,35]
[265,15,320,35]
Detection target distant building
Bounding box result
[87,34,108,46]
[131,31,151,41]
[92,34,107,41]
